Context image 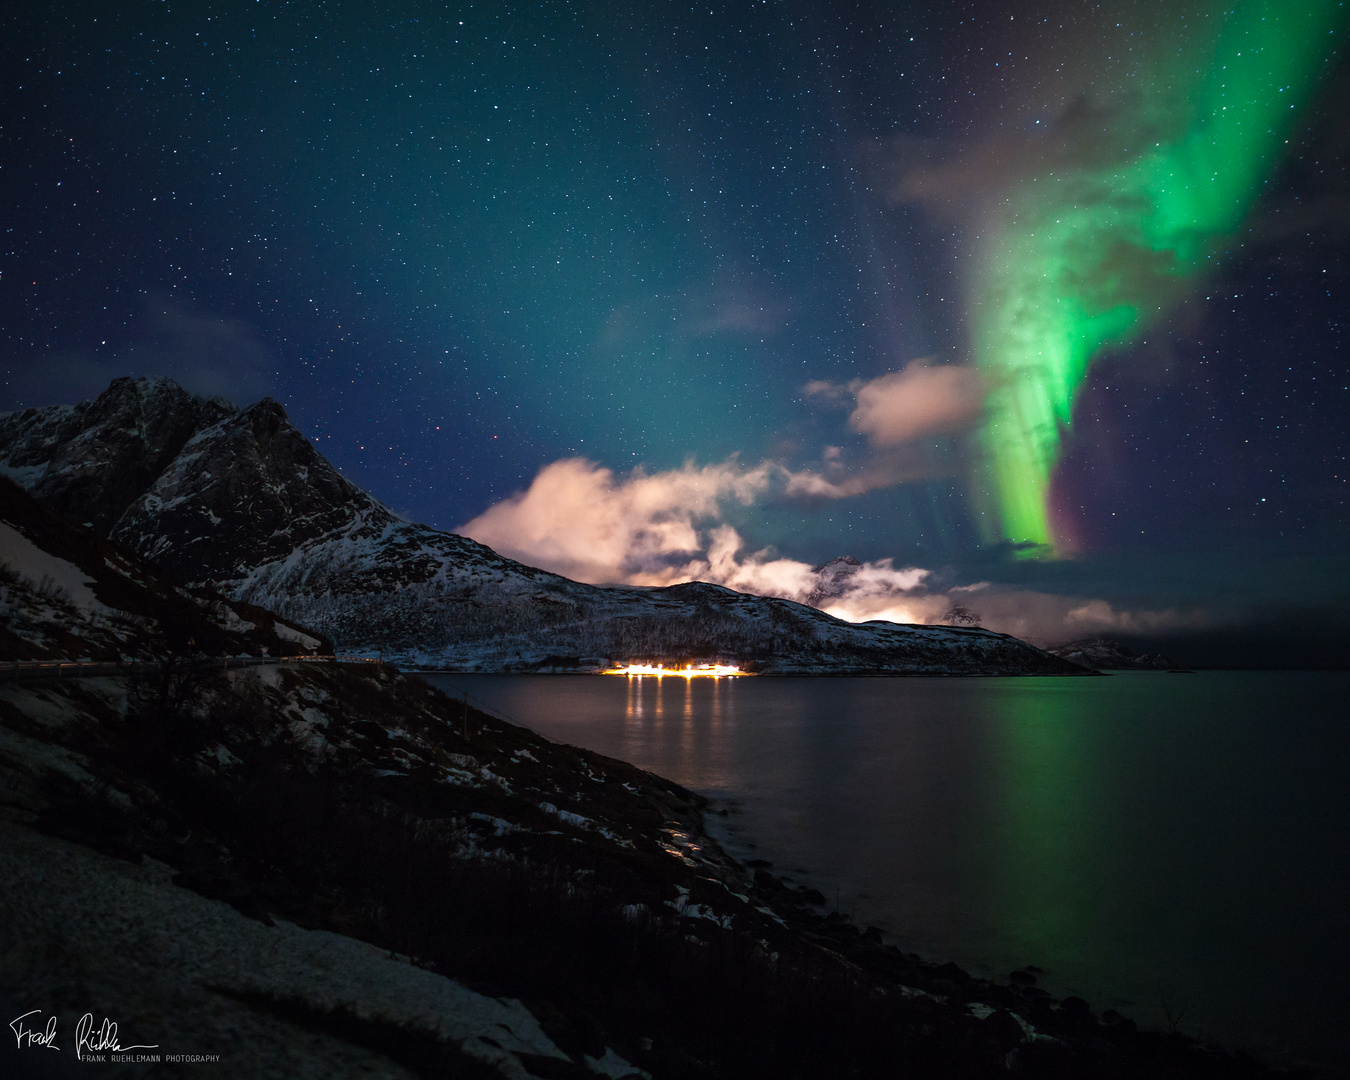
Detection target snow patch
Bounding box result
[0,521,110,614]
[0,819,639,1078]
[217,606,258,634]
[273,621,323,651]
[469,813,523,837]
[538,802,592,829]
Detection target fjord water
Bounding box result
[424,671,1349,1071]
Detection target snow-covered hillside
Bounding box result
[0,476,322,662]
[1,378,1089,675]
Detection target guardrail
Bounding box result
[0,654,374,682]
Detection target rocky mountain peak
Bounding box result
[0,377,395,585]
[109,392,396,584]
[242,395,289,432]
[0,375,233,533]
[806,554,864,607]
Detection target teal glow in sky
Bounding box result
[3,0,1348,588]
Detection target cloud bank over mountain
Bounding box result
[460,454,1205,646]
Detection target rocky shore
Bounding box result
[0,653,1307,1080]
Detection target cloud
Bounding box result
[801,379,850,403]
[459,457,776,585]
[848,362,986,446]
[805,360,986,447]
[599,285,790,351]
[779,450,935,499]
[459,461,939,615]
[460,448,953,585]
[459,455,926,585]
[702,524,823,599]
[933,588,1207,647]
[689,299,788,336]
[459,453,1205,648]
[463,360,974,571]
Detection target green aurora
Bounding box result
[972,1,1345,549]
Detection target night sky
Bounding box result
[4,1,1349,660]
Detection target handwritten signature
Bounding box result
[9,1010,58,1051]
[10,1010,162,1060]
[75,1013,159,1060]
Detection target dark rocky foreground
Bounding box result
[0,653,1309,1080]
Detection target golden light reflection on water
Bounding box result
[621,674,729,759]
[619,664,742,724]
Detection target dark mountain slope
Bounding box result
[0,476,324,662]
[1046,638,1176,670]
[112,393,394,581]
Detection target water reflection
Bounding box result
[989,682,1097,981]
[423,671,1350,1072]
[612,674,738,780]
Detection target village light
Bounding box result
[602,663,746,678]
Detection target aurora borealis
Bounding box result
[3,0,1348,659]
[961,2,1346,548]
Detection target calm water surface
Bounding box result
[424,671,1349,1071]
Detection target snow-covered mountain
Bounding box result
[1,378,1089,675]
[1045,638,1176,670]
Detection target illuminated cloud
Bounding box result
[459,450,933,585]
[460,454,1204,647]
[848,362,986,446]
[780,451,934,499]
[459,455,933,588]
[459,457,775,585]
[804,360,986,447]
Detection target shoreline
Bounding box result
[424,668,1350,1078]
[1,661,1335,1078]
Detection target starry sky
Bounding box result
[4,0,1349,662]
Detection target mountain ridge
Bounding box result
[1045,637,1176,671]
[1,378,1089,676]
